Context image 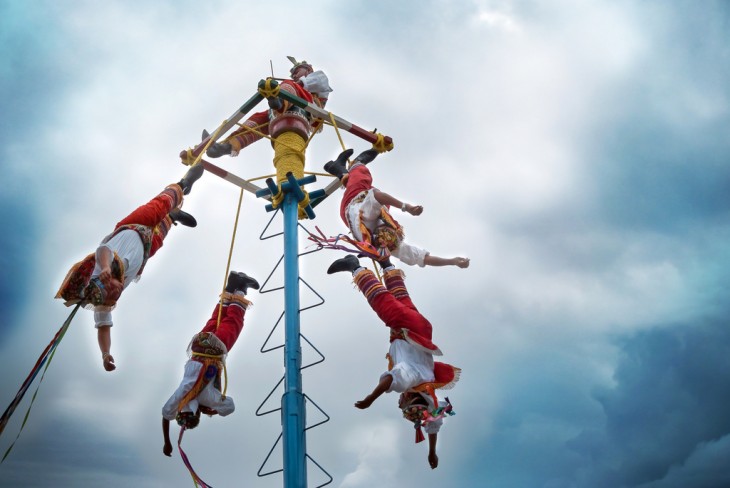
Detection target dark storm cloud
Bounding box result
[0,2,76,334]
[1,415,154,488]
[567,317,730,487]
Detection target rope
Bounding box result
[181,122,227,167]
[0,304,81,463]
[328,112,348,154]
[257,78,280,99]
[213,187,245,398]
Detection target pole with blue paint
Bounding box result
[258,173,324,488]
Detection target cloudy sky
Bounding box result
[2,0,730,487]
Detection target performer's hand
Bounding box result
[354,396,374,409]
[99,266,112,283]
[163,442,173,457]
[455,257,470,269]
[407,204,423,216]
[102,353,116,372]
[428,452,439,469]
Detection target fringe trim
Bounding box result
[353,268,386,304]
[163,183,184,210]
[220,292,252,310]
[383,268,408,299]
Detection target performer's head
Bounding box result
[287,56,313,81]
[373,225,401,253]
[176,409,201,430]
[85,275,123,307]
[399,392,430,442]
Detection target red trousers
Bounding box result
[200,303,246,352]
[355,270,436,350]
[114,184,182,258]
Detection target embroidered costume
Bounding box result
[162,291,251,423]
[56,183,184,327]
[341,162,429,266]
[354,267,460,439]
[210,57,332,157]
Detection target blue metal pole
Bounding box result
[281,190,307,488]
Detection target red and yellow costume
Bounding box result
[162,292,251,422]
[354,268,460,395]
[56,183,183,314]
[224,79,323,155]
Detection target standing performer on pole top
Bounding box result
[55,164,204,372]
[161,270,260,456]
[327,254,460,469]
[204,55,333,159]
[323,148,470,269]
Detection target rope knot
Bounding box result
[372,133,394,153]
[258,78,281,99]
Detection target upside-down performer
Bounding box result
[327,254,460,469]
[323,148,470,269]
[55,164,204,372]
[204,55,333,158]
[161,271,259,458]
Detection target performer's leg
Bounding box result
[200,271,258,348]
[353,268,422,331]
[225,111,270,153]
[213,293,250,351]
[382,268,417,310]
[115,184,183,229]
[200,303,225,334]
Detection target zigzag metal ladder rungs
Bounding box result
[255,209,333,487]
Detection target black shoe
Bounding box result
[202,129,233,158]
[169,209,197,227]
[353,148,378,166]
[324,148,354,180]
[327,255,361,274]
[225,271,260,294]
[178,163,204,195]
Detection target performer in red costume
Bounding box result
[55,164,204,372]
[161,271,259,457]
[327,254,460,469]
[324,148,470,269]
[205,56,333,158]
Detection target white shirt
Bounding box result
[346,190,428,267]
[382,340,444,435]
[381,339,436,393]
[162,360,235,421]
[91,229,145,327]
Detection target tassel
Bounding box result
[414,422,426,443]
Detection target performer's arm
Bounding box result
[355,374,393,409]
[97,326,115,371]
[428,433,439,469]
[372,189,423,216]
[162,418,173,457]
[96,245,114,282]
[423,255,470,268]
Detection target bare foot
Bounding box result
[103,354,116,372]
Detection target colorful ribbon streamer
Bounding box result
[0,304,81,462]
[178,427,214,488]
